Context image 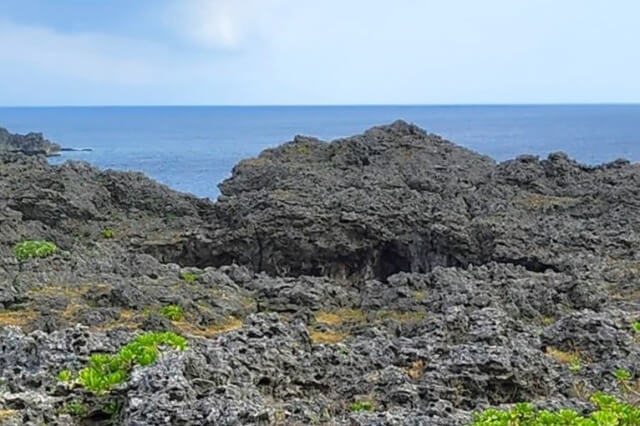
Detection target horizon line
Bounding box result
[1,102,639,108]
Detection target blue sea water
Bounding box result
[0,105,638,199]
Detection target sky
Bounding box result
[0,0,638,106]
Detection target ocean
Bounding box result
[0,105,638,199]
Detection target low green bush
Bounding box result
[615,369,632,382]
[14,240,57,261]
[470,393,640,425]
[57,369,73,383]
[160,305,184,321]
[63,401,86,416]
[59,331,187,394]
[632,321,640,333]
[349,400,374,413]
[180,272,198,283]
[101,228,115,239]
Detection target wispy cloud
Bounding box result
[164,0,287,49]
[0,20,169,85]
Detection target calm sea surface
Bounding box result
[0,105,638,199]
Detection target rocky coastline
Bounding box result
[0,127,62,156]
[0,121,638,425]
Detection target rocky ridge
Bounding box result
[0,127,61,156]
[0,121,638,425]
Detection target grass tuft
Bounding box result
[160,304,184,321]
[309,330,347,344]
[101,228,115,239]
[349,400,374,413]
[14,240,57,261]
[180,272,199,283]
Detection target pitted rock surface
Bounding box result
[0,121,639,425]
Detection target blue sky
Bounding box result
[0,0,638,105]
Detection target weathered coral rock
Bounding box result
[0,122,638,425]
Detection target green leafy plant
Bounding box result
[14,240,57,261]
[160,304,184,321]
[180,272,198,283]
[632,321,640,334]
[72,332,187,394]
[569,358,583,373]
[101,228,115,239]
[615,369,632,382]
[349,400,374,413]
[63,401,86,416]
[470,393,640,425]
[57,369,73,383]
[102,400,120,417]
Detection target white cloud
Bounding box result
[0,20,174,85]
[165,0,287,49]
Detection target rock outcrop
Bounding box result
[0,121,638,425]
[0,127,61,156]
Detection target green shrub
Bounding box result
[470,393,640,425]
[632,321,640,333]
[102,400,120,417]
[349,400,374,413]
[180,272,198,283]
[615,369,632,382]
[63,401,86,416]
[569,358,583,373]
[14,240,57,261]
[63,332,187,394]
[57,369,73,383]
[160,305,184,321]
[101,228,115,239]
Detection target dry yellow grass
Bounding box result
[540,316,556,326]
[518,194,577,210]
[546,347,581,364]
[407,359,425,380]
[61,302,86,320]
[175,317,243,338]
[412,291,427,302]
[376,310,426,323]
[94,309,141,331]
[28,283,110,298]
[309,330,347,344]
[314,309,365,326]
[0,310,37,327]
[0,409,17,421]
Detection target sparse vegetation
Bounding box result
[309,330,347,344]
[615,369,632,382]
[375,309,426,323]
[470,393,640,425]
[0,309,37,327]
[59,331,187,394]
[57,369,73,383]
[174,316,243,337]
[101,228,115,239]
[314,309,365,325]
[545,347,582,373]
[63,401,86,416]
[160,304,184,321]
[180,272,199,283]
[349,400,374,413]
[632,321,640,333]
[102,400,120,417]
[407,359,425,380]
[569,358,583,373]
[0,410,17,421]
[14,240,57,261]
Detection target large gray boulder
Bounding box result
[204,120,640,283]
